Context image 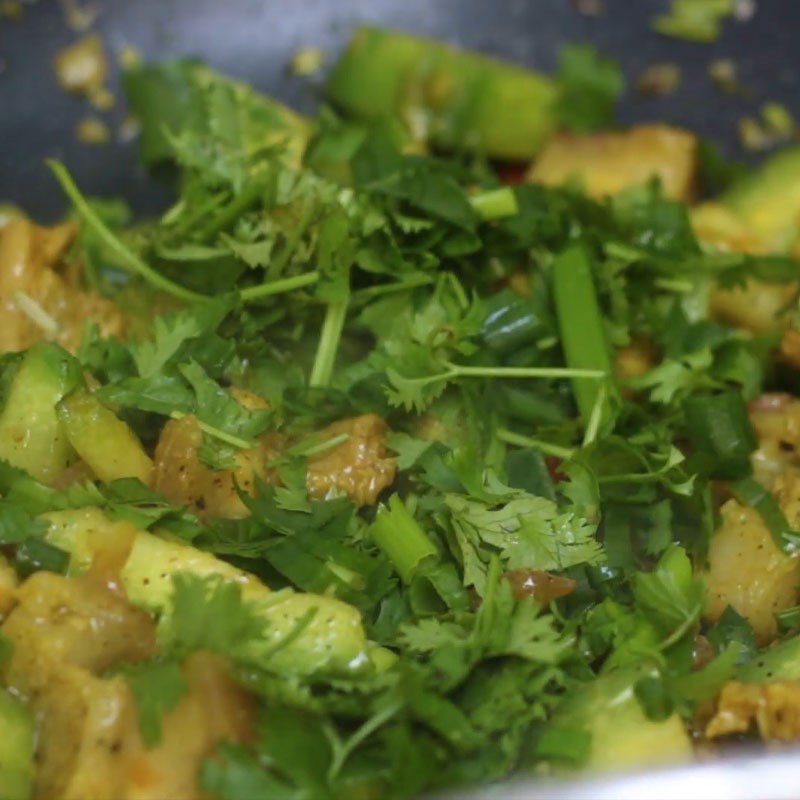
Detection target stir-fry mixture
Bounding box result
[4,26,800,800]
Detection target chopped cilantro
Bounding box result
[5,31,800,798]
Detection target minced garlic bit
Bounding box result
[58,0,98,32]
[53,34,113,110]
[570,0,607,16]
[762,101,796,137]
[12,291,61,336]
[290,46,325,77]
[707,58,740,94]
[0,0,23,21]
[739,102,797,152]
[117,115,141,144]
[636,63,682,97]
[0,205,25,230]
[76,116,111,145]
[117,44,142,71]
[733,0,757,22]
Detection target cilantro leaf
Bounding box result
[131,298,234,379]
[117,659,188,747]
[179,360,272,442]
[556,45,625,132]
[447,491,603,595]
[632,545,705,642]
[159,573,269,658]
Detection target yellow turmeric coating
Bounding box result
[529,125,696,201]
[707,680,800,741]
[306,413,397,505]
[1,566,254,800]
[0,218,126,352]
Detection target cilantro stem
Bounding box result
[309,301,348,388]
[443,362,606,380]
[239,270,320,301]
[442,272,470,310]
[170,411,253,449]
[582,381,607,447]
[327,699,403,783]
[353,274,433,300]
[268,198,317,278]
[47,160,209,304]
[469,187,519,220]
[496,428,575,460]
[289,432,350,458]
[369,494,438,584]
[198,181,264,242]
[50,161,320,308]
[654,277,694,293]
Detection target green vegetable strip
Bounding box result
[775,605,800,635]
[48,160,208,304]
[469,188,519,221]
[496,428,575,460]
[170,411,253,450]
[730,477,800,555]
[239,271,320,301]
[443,363,605,380]
[309,301,349,388]
[683,392,757,480]
[327,27,559,159]
[369,494,438,584]
[551,245,616,427]
[50,160,321,307]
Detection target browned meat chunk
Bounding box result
[306,413,396,505]
[153,413,282,520]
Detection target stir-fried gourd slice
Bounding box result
[749,394,800,489]
[0,689,35,800]
[327,27,559,159]
[692,198,797,335]
[707,278,798,336]
[0,341,82,484]
[550,665,692,770]
[528,124,696,201]
[126,652,256,800]
[153,413,281,520]
[705,468,800,644]
[0,568,255,800]
[0,218,127,353]
[0,554,18,620]
[739,635,800,683]
[43,508,375,676]
[706,680,800,741]
[692,146,800,334]
[722,144,800,253]
[56,389,154,485]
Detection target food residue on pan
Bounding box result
[289,45,325,76]
[75,116,111,145]
[0,0,23,21]
[636,62,682,98]
[58,0,98,32]
[53,34,113,110]
[740,102,797,151]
